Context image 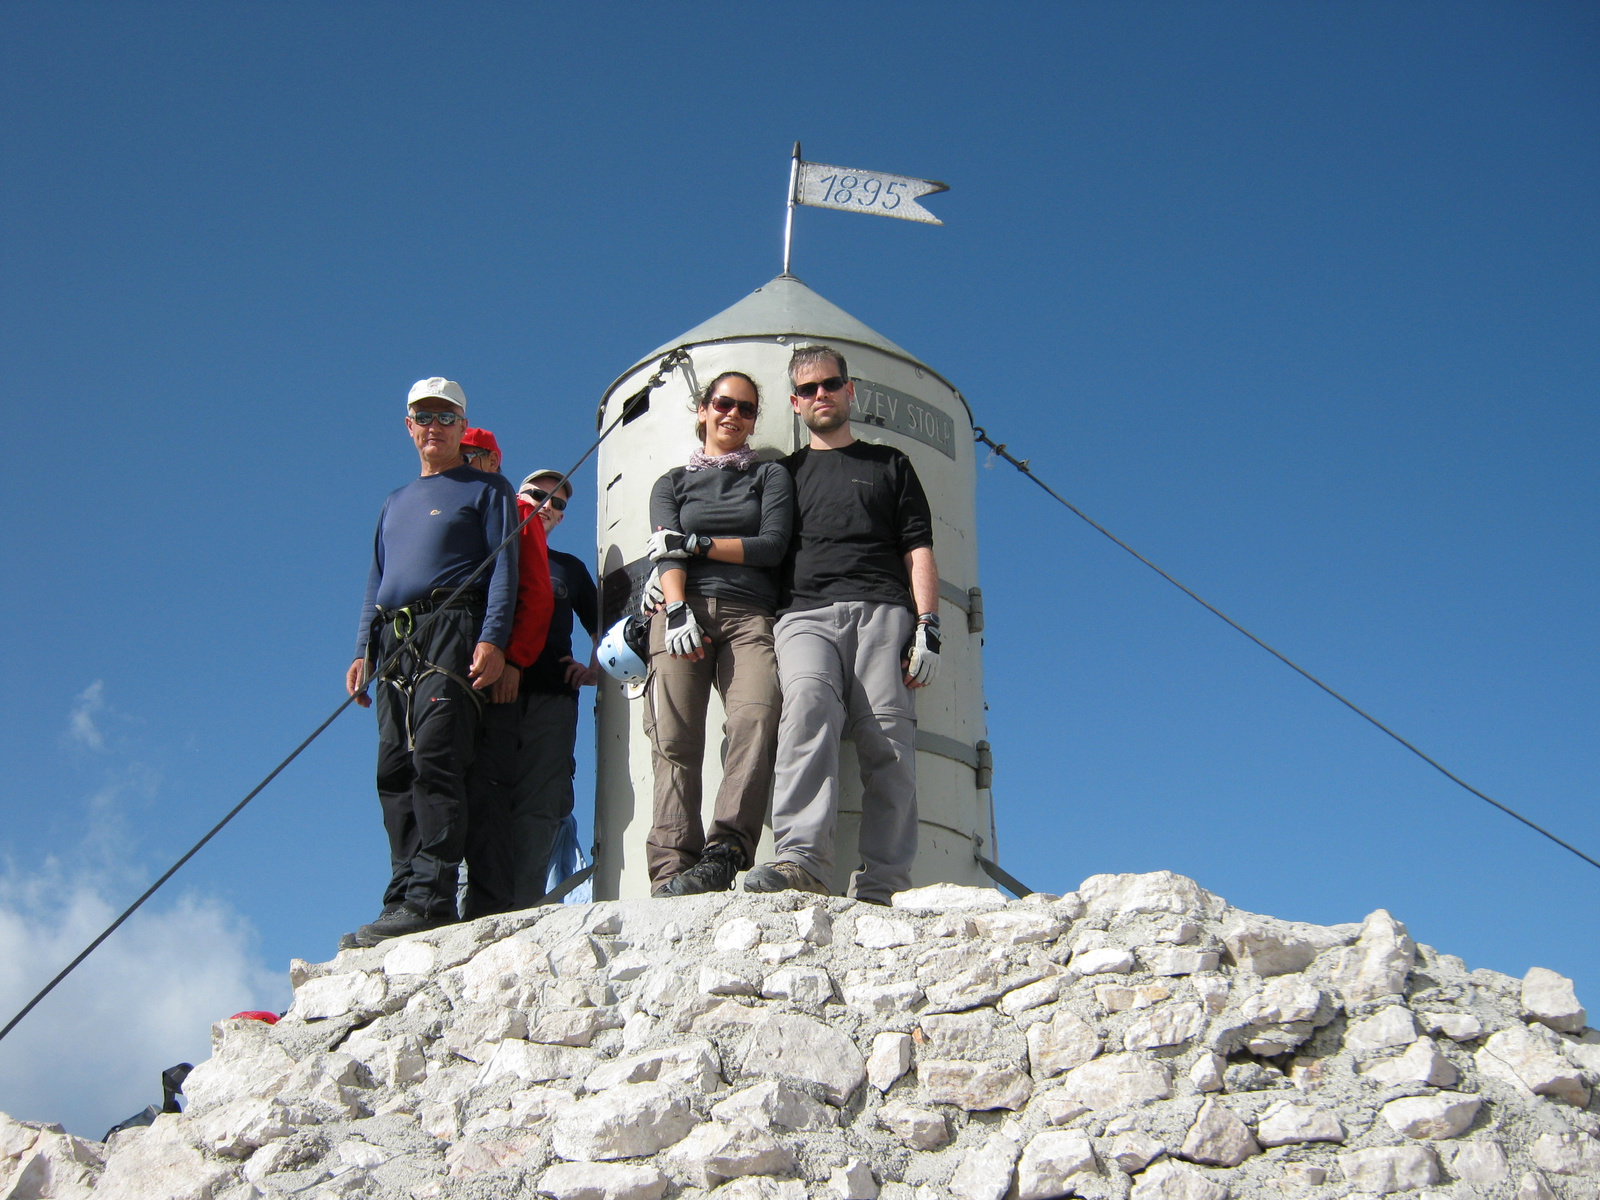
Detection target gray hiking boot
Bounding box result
[742,860,830,896]
[353,902,455,947]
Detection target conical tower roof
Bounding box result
[603,275,965,413]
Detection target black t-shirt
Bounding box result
[779,440,934,615]
[523,549,599,696]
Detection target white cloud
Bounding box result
[0,683,287,1139]
[66,680,107,751]
[0,859,286,1140]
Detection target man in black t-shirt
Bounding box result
[743,345,942,905]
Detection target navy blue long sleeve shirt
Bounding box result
[355,466,519,656]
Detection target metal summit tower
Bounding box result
[590,275,994,900]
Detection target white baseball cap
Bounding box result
[407,377,467,411]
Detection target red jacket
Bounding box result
[505,495,555,669]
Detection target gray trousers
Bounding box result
[770,601,918,904]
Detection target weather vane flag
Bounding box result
[782,142,948,273]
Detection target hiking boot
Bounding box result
[742,860,830,896]
[659,842,744,897]
[353,902,455,947]
[339,904,404,951]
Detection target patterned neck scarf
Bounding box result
[686,446,759,473]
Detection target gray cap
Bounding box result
[520,469,573,498]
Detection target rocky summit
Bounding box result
[2,871,1597,1200]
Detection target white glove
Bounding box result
[663,601,707,658]
[648,529,711,561]
[640,566,664,614]
[903,616,941,687]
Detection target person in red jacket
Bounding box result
[459,427,555,917]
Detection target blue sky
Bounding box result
[1,3,1594,1137]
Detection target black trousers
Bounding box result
[462,689,578,918]
[373,602,485,918]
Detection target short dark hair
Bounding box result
[694,371,762,442]
[788,344,848,390]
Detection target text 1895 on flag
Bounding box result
[796,161,948,225]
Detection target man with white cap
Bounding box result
[343,378,519,946]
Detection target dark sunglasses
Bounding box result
[707,395,758,419]
[409,410,463,426]
[522,487,568,512]
[793,376,848,399]
[462,446,492,459]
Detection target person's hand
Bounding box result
[902,616,941,689]
[346,657,372,708]
[561,656,599,687]
[664,601,708,661]
[470,642,505,689]
[647,529,710,561]
[490,663,520,704]
[640,566,665,614]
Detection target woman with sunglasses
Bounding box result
[643,371,795,896]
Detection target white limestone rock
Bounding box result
[181,1019,297,1110]
[921,1010,1005,1059]
[1072,948,1137,976]
[1129,1158,1229,1200]
[711,1081,836,1131]
[1219,917,1336,978]
[972,910,1063,945]
[1530,1130,1600,1176]
[1475,1026,1591,1106]
[701,965,759,997]
[478,1038,592,1087]
[1124,1001,1206,1051]
[1057,1052,1173,1110]
[1000,975,1063,1017]
[1343,1006,1417,1053]
[827,1158,879,1200]
[1095,983,1170,1013]
[844,980,925,1016]
[663,1119,795,1188]
[549,935,608,978]
[867,1032,913,1092]
[923,960,1007,1012]
[715,917,763,954]
[762,966,834,1005]
[1522,967,1586,1034]
[877,1102,950,1150]
[537,1161,671,1200]
[1418,1011,1483,1041]
[1100,1129,1160,1174]
[1516,1170,1558,1200]
[1336,1145,1440,1193]
[1253,1104,1338,1150]
[531,1007,610,1047]
[1178,1097,1259,1168]
[550,1081,696,1162]
[192,1097,293,1157]
[585,1038,722,1094]
[741,1011,866,1105]
[711,1180,808,1200]
[892,883,1006,915]
[1027,1008,1102,1078]
[854,913,918,949]
[1448,1141,1510,1186]
[917,1060,1033,1111]
[289,970,387,1020]
[758,941,806,966]
[1381,1092,1481,1139]
[947,1131,1020,1200]
[1016,1128,1097,1200]
[1188,1053,1225,1093]
[1328,909,1415,1004]
[1077,872,1226,921]
[795,906,833,946]
[1142,948,1220,976]
[383,939,437,976]
[1362,1037,1459,1088]
[92,1116,231,1200]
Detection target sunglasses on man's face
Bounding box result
[708,395,758,420]
[793,376,848,399]
[409,410,463,426]
[522,487,568,512]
